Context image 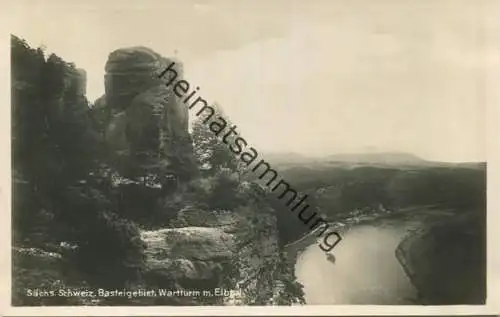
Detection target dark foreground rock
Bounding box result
[12,247,96,306]
[395,211,486,304]
[140,227,234,304]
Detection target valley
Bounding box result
[276,155,486,305]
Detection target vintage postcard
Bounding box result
[1,0,499,316]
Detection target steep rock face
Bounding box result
[95,46,197,183]
[229,191,304,305]
[141,227,234,292]
[395,212,486,304]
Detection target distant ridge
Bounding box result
[263,151,485,169]
[262,152,316,165]
[326,152,425,165]
[263,151,424,165]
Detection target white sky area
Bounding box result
[8,0,500,162]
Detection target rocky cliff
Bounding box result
[395,212,486,304]
[93,46,197,184]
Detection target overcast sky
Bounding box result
[8,0,499,162]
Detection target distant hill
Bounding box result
[326,152,425,165]
[262,152,317,166]
[263,151,485,170]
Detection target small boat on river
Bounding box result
[326,253,336,264]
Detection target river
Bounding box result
[293,208,455,305]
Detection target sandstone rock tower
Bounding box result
[94,46,198,185]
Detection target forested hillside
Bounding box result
[274,161,486,245]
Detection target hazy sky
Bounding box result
[8,0,499,162]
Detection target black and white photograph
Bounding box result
[3,0,500,315]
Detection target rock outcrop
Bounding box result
[141,228,234,294]
[395,212,486,304]
[170,205,238,229]
[93,46,198,184]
